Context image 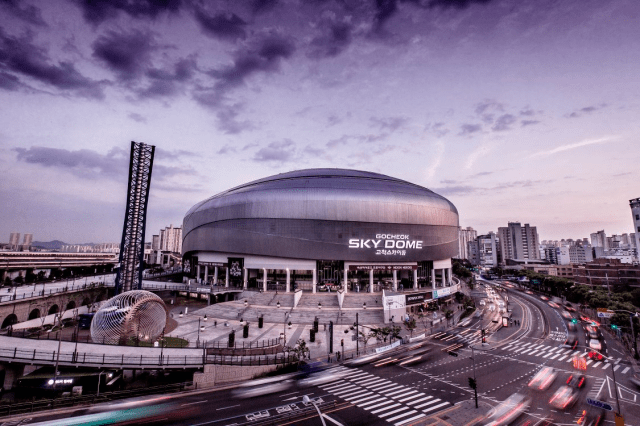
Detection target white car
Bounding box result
[588,339,602,351]
[484,393,531,426]
[480,300,486,306]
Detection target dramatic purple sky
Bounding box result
[1,0,639,244]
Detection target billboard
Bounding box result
[405,292,433,305]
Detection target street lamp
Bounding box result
[276,301,281,309]
[244,300,248,307]
[363,302,366,310]
[197,317,202,347]
[318,302,322,310]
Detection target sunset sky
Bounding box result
[1,0,639,244]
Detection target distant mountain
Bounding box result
[32,240,68,250]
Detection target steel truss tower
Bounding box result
[115,141,155,295]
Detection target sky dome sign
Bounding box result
[349,234,424,256]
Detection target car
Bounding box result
[566,373,586,389]
[231,375,295,398]
[498,301,505,308]
[297,368,342,387]
[630,372,640,388]
[480,300,486,306]
[564,334,579,350]
[564,305,576,312]
[540,295,549,301]
[548,301,560,309]
[588,339,602,351]
[585,326,599,339]
[525,290,533,295]
[576,399,608,426]
[588,351,604,361]
[549,385,578,409]
[560,311,573,320]
[567,321,577,331]
[528,367,557,390]
[484,393,531,426]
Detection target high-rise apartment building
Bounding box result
[152,235,161,250]
[569,244,593,264]
[9,233,20,250]
[468,232,498,268]
[458,226,477,260]
[497,222,540,264]
[590,230,608,249]
[159,224,182,253]
[22,234,33,246]
[631,198,640,260]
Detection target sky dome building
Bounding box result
[182,169,459,293]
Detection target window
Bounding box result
[637,214,639,220]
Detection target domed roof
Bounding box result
[184,168,458,230]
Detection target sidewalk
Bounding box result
[413,399,491,426]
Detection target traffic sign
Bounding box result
[597,308,615,318]
[586,398,613,411]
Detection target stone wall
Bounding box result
[193,363,279,388]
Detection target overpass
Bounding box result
[0,252,117,280]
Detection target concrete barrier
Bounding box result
[193,363,279,387]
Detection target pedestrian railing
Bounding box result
[0,282,107,304]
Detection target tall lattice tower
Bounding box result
[115,141,155,294]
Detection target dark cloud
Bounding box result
[0,71,20,90]
[521,119,540,127]
[459,123,482,135]
[13,146,127,179]
[428,122,449,137]
[491,114,516,131]
[195,8,247,41]
[519,108,535,116]
[0,0,47,26]
[216,104,257,134]
[128,112,147,122]
[209,34,295,92]
[327,115,342,126]
[427,0,492,9]
[13,145,194,181]
[251,0,279,15]
[75,0,182,25]
[568,105,605,118]
[327,135,351,148]
[92,30,155,79]
[432,185,478,196]
[374,0,398,30]
[370,116,409,132]
[253,139,297,163]
[0,28,103,98]
[137,57,196,99]
[308,22,353,58]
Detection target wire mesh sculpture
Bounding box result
[91,290,167,345]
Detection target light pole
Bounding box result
[611,310,639,359]
[52,313,63,393]
[197,317,202,348]
[356,312,359,356]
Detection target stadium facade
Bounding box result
[182,169,459,294]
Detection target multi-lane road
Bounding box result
[6,279,640,426]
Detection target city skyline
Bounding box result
[1,0,639,243]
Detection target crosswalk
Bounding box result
[431,329,484,346]
[319,367,451,425]
[499,341,633,373]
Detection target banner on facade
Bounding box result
[199,262,227,267]
[432,285,458,299]
[348,264,417,271]
[375,340,401,354]
[227,258,244,277]
[405,292,432,305]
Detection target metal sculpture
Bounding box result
[115,141,155,294]
[90,290,167,345]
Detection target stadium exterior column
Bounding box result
[448,267,453,285]
[431,269,436,289]
[413,269,418,290]
[204,265,208,284]
[392,270,397,291]
[286,269,290,293]
[441,269,445,287]
[344,268,348,293]
[312,268,317,293]
[214,267,218,285]
[263,268,267,292]
[196,264,201,283]
[369,269,374,293]
[225,268,229,287]
[243,268,247,289]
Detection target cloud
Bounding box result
[370,115,409,132]
[138,56,197,99]
[92,30,156,79]
[432,185,479,196]
[0,28,103,98]
[13,145,195,181]
[253,139,297,163]
[427,0,493,9]
[75,0,182,25]
[424,141,444,180]
[474,99,504,124]
[215,103,257,134]
[530,136,615,158]
[308,22,353,58]
[567,104,606,118]
[251,0,279,15]
[491,114,516,131]
[519,108,535,116]
[327,115,342,127]
[1,0,47,26]
[521,119,540,127]
[465,142,493,169]
[154,148,197,160]
[195,8,247,41]
[459,123,482,135]
[428,122,449,137]
[128,112,147,123]
[217,144,237,155]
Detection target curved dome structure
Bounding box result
[91,290,167,345]
[183,169,458,262]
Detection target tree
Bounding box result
[3,276,12,287]
[13,275,24,286]
[291,339,310,362]
[390,325,402,342]
[404,317,417,338]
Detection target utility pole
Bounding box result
[469,346,478,408]
[356,312,359,356]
